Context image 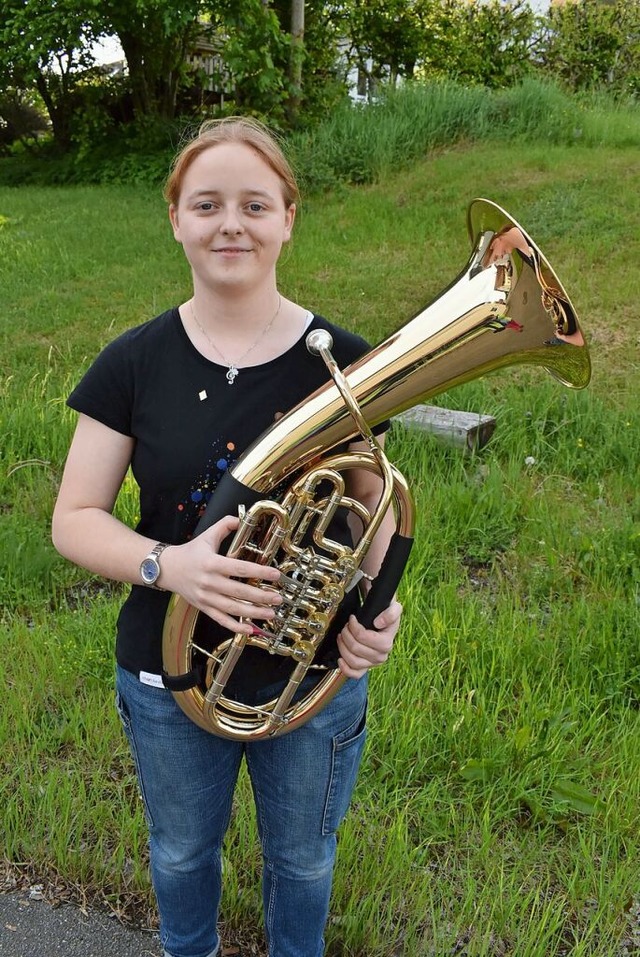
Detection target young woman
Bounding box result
[52,117,402,957]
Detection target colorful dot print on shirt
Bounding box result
[178,438,237,533]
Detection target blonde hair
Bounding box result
[164,117,300,209]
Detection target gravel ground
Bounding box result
[0,888,162,957]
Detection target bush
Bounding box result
[0,90,48,154]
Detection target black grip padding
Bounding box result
[357,533,413,630]
[193,471,265,539]
[162,668,201,692]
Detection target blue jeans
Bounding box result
[115,665,368,957]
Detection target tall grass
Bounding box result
[1,138,639,954]
[288,78,640,193]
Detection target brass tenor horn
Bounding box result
[162,199,590,740]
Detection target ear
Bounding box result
[283,203,296,243]
[169,204,182,243]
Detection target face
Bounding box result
[169,141,296,295]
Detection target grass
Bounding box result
[1,135,640,955]
[287,77,640,193]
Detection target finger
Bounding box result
[337,646,386,678]
[339,646,381,670]
[207,514,240,548]
[203,599,281,634]
[224,557,281,582]
[345,614,395,650]
[372,601,403,631]
[204,608,254,635]
[198,537,281,582]
[205,517,281,582]
[206,528,280,582]
[342,642,390,668]
[338,628,391,666]
[338,657,367,680]
[202,591,280,623]
[210,578,282,607]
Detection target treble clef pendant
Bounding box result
[226,365,239,385]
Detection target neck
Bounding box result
[191,284,281,332]
[187,291,285,378]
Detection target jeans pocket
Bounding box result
[321,700,367,836]
[115,687,156,829]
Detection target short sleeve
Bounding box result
[67,335,135,436]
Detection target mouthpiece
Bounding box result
[306,329,333,355]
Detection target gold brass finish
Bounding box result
[162,199,590,740]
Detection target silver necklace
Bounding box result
[190,295,282,385]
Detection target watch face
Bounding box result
[141,557,160,585]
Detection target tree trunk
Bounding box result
[35,71,71,151]
[117,32,152,117]
[288,0,305,124]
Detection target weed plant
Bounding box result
[1,139,639,954]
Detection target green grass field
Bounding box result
[1,136,639,955]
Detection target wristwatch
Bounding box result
[140,542,170,589]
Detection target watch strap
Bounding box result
[149,542,170,561]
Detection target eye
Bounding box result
[248,202,265,213]
[194,199,220,212]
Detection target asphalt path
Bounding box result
[0,888,162,957]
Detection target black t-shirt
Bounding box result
[67,307,383,676]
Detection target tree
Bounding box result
[337,0,536,93]
[0,0,293,148]
[269,0,348,123]
[0,0,205,147]
[538,0,640,97]
[204,0,289,118]
[0,0,100,149]
[98,0,201,120]
[423,0,536,89]
[343,0,432,88]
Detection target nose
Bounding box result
[220,205,244,235]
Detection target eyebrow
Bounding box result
[188,188,276,201]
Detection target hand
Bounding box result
[336,599,403,679]
[162,515,282,634]
[483,226,531,266]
